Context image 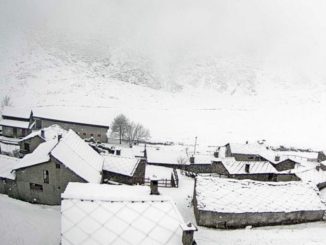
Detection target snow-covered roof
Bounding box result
[195,176,326,213]
[103,155,140,176]
[145,165,173,179]
[0,155,20,180]
[15,140,58,170]
[295,168,326,186]
[33,107,109,128]
[217,158,278,174]
[2,106,31,120]
[20,124,67,142]
[61,182,185,245]
[147,146,188,165]
[0,119,31,129]
[51,130,103,183]
[228,143,319,161]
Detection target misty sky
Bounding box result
[1,0,326,89]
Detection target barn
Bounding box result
[194,176,325,229]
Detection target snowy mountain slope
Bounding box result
[0,0,326,149]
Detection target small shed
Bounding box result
[194,176,326,229]
[102,155,146,185]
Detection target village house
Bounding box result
[194,176,326,229]
[102,154,146,185]
[0,155,19,196]
[211,158,300,181]
[33,107,110,142]
[145,164,179,188]
[0,107,34,155]
[224,143,268,161]
[61,182,197,245]
[261,154,299,171]
[18,124,67,155]
[10,130,103,205]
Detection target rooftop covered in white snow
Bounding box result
[61,182,186,245]
[195,176,326,213]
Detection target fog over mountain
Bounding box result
[0,0,325,148]
[1,0,326,93]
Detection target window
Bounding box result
[43,170,49,184]
[30,183,43,192]
[97,134,101,138]
[90,133,94,137]
[24,143,30,152]
[55,163,61,169]
[83,133,86,136]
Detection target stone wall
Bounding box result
[13,157,86,205]
[272,159,297,171]
[19,136,45,154]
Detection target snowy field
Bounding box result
[1,171,326,245]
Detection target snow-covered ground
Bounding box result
[1,171,326,245]
[0,194,60,245]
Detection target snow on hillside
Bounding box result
[1,0,326,150]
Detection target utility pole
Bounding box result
[119,125,122,144]
[193,136,197,156]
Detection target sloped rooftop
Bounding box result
[0,119,31,129]
[16,140,58,170]
[218,158,278,174]
[0,155,20,180]
[2,106,32,120]
[195,176,326,213]
[33,106,110,128]
[103,155,140,177]
[51,130,103,183]
[20,124,67,142]
[61,182,185,245]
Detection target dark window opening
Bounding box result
[97,134,101,138]
[83,133,86,136]
[43,170,49,184]
[90,133,94,137]
[55,163,61,169]
[24,143,30,152]
[30,183,43,192]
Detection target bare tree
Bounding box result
[111,114,150,145]
[126,122,150,146]
[110,114,129,144]
[1,95,12,109]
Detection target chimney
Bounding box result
[116,149,121,156]
[275,155,280,162]
[214,151,219,158]
[181,222,197,245]
[58,134,62,141]
[246,141,249,144]
[40,129,45,138]
[150,176,159,195]
[143,144,147,159]
[245,163,250,173]
[189,156,195,164]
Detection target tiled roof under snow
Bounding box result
[103,155,140,176]
[145,165,173,179]
[0,155,20,180]
[2,106,32,120]
[15,140,58,170]
[61,182,185,245]
[218,158,278,174]
[195,176,326,213]
[0,119,31,129]
[51,130,103,183]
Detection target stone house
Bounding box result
[0,155,19,196]
[61,182,197,245]
[33,107,109,142]
[0,107,34,155]
[11,130,103,205]
[102,155,146,185]
[225,143,268,161]
[18,125,67,155]
[194,176,326,229]
[212,158,300,181]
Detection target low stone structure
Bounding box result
[194,176,326,229]
[102,155,146,185]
